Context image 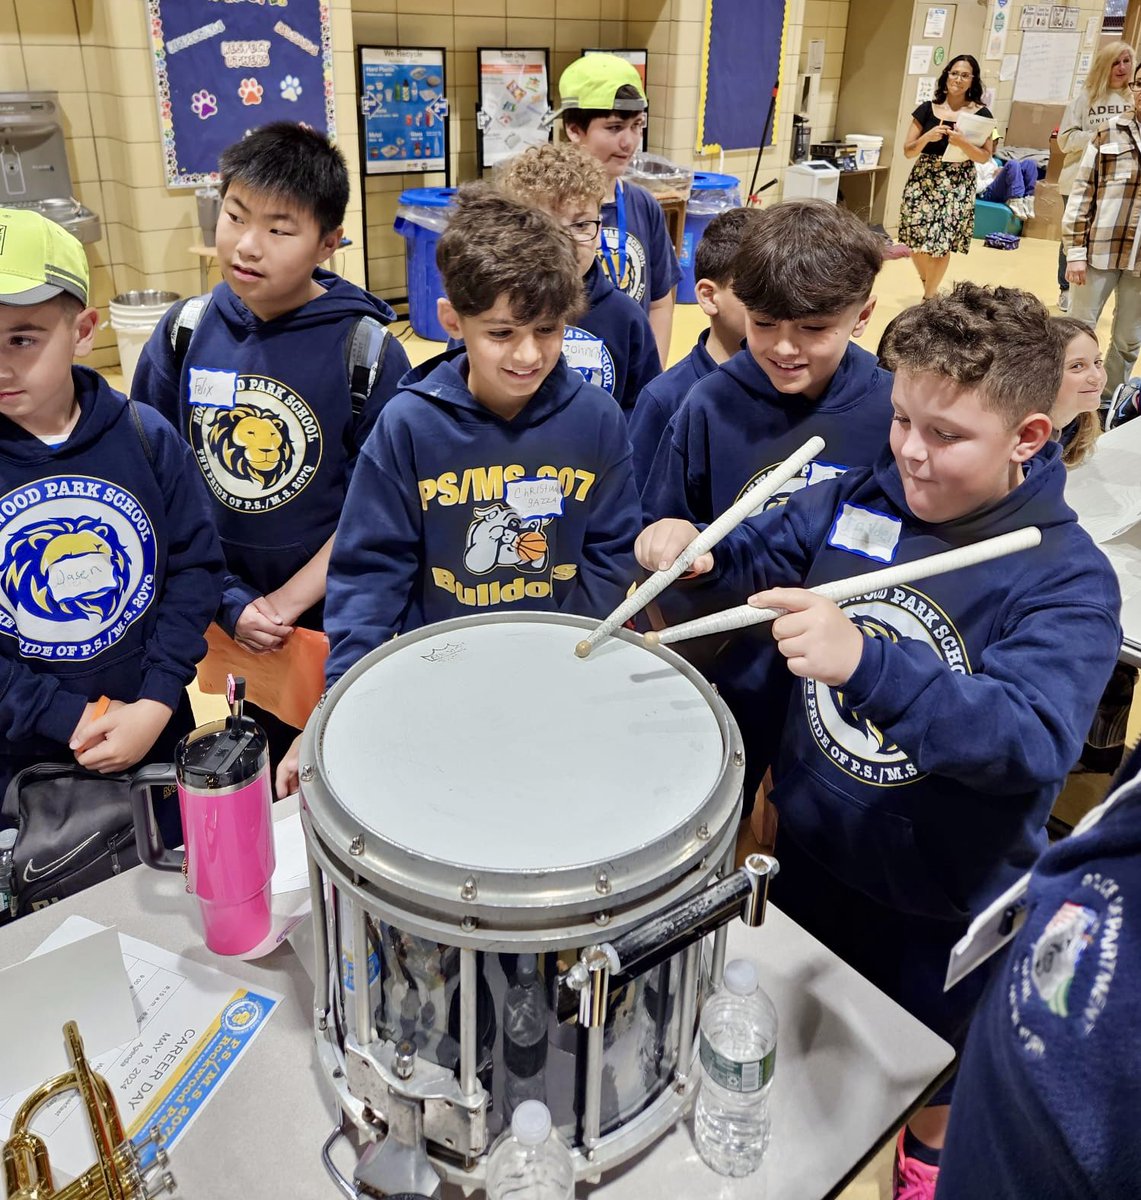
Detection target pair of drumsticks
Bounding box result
[574,435,1042,659]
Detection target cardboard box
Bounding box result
[1004,101,1065,150]
[1023,180,1065,241]
[1046,134,1065,184]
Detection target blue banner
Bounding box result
[698,0,788,154]
[147,0,336,187]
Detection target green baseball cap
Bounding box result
[554,54,647,119]
[0,207,90,307]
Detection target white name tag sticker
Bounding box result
[945,871,1031,991]
[561,331,606,372]
[187,366,237,409]
[805,460,850,488]
[506,476,564,519]
[48,553,113,601]
[827,502,902,563]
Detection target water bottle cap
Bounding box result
[511,1099,552,1145]
[0,829,17,850]
[723,959,759,996]
[517,953,537,982]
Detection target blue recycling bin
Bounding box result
[394,187,456,342]
[677,172,742,304]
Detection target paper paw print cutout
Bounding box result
[191,90,218,119]
[239,78,264,106]
[280,75,302,102]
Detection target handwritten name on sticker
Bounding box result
[274,21,320,56]
[166,21,225,55]
[188,367,238,410]
[222,40,270,69]
[827,503,902,564]
[805,461,849,488]
[505,477,565,519]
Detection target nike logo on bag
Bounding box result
[23,832,102,882]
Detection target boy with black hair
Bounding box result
[134,122,409,765]
[497,143,661,415]
[637,282,1121,1200]
[276,185,641,795]
[643,198,894,801]
[0,209,223,827]
[556,54,681,366]
[629,205,760,487]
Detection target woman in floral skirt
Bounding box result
[899,54,994,298]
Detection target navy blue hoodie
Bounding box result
[600,179,681,312]
[707,442,1121,921]
[643,340,895,786]
[132,270,410,633]
[628,328,718,489]
[938,744,1141,1200]
[324,351,641,684]
[567,260,661,415]
[0,368,224,775]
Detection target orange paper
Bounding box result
[196,623,328,730]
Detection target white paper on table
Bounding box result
[908,45,933,75]
[0,916,282,1188]
[271,806,311,894]
[1065,420,1141,544]
[923,6,947,38]
[0,927,137,1096]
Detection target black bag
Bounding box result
[1,763,139,916]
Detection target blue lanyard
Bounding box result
[599,180,628,288]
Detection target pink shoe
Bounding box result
[892,1129,940,1200]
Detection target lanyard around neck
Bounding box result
[599,180,628,288]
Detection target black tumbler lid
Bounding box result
[177,716,267,790]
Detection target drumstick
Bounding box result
[574,435,826,659]
[644,526,1042,646]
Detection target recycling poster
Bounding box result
[147,0,336,188]
[359,47,448,176]
[477,49,551,169]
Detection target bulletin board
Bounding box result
[147,0,337,188]
[476,49,552,170]
[358,47,449,178]
[1013,29,1082,104]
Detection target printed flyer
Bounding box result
[360,46,448,175]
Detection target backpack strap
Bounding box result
[344,315,390,420]
[128,399,155,468]
[167,294,213,372]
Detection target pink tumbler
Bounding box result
[132,686,275,955]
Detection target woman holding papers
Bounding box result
[899,53,994,298]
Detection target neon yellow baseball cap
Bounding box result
[0,207,90,306]
[554,54,647,118]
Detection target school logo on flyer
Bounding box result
[562,326,616,394]
[804,586,970,786]
[188,374,321,513]
[599,229,648,303]
[0,477,157,660]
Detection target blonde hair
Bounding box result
[495,143,607,214]
[1084,40,1135,101]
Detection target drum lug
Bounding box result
[460,876,478,901]
[301,762,314,782]
[732,749,744,768]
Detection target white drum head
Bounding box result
[320,619,723,872]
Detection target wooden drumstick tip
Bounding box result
[574,639,593,659]
[643,631,661,647]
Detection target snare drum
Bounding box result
[301,613,743,1191]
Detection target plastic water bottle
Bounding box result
[486,1100,574,1199]
[694,958,777,1177]
[502,954,549,1117]
[0,828,17,922]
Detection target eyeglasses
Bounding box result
[563,218,602,243]
[947,71,973,80]
[1129,80,1141,90]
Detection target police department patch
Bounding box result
[0,477,157,661]
[804,586,971,787]
[188,373,321,513]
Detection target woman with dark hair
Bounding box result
[898,54,994,298]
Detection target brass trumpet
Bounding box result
[2,1021,176,1200]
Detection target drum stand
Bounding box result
[310,853,779,1198]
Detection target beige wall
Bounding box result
[1,0,365,371]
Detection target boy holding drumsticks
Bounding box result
[636,282,1121,1197]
